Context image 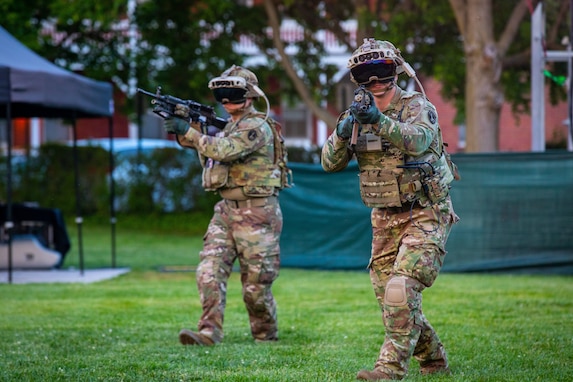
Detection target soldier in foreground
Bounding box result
[164,65,290,345]
[321,38,459,380]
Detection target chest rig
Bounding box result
[351,94,453,208]
[202,113,284,197]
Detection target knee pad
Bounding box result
[385,276,407,307]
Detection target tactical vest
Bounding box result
[352,92,454,208]
[203,112,292,196]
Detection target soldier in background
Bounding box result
[164,65,290,345]
[321,38,459,380]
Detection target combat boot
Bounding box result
[419,362,451,375]
[178,329,216,346]
[356,369,397,380]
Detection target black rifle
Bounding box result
[349,86,372,145]
[137,86,227,131]
[352,86,372,114]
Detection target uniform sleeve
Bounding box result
[321,115,353,173]
[377,96,439,156]
[182,117,271,162]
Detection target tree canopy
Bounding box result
[2,0,571,151]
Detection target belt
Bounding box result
[225,196,276,209]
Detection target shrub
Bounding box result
[1,142,321,218]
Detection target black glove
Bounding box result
[350,90,381,125]
[336,115,354,140]
[164,118,190,135]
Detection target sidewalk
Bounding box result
[0,268,130,284]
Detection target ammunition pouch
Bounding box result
[359,170,402,208]
[202,162,229,191]
[400,152,454,204]
[242,185,276,197]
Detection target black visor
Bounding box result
[212,87,247,104]
[351,60,396,85]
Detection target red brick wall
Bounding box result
[424,78,569,153]
[75,114,129,140]
[75,90,129,139]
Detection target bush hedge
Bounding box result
[1,143,322,219]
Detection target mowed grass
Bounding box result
[1,222,572,381]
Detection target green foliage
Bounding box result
[0,143,223,217]
[1,142,320,219]
[135,0,259,101]
[4,0,571,148]
[358,0,569,123]
[0,0,50,50]
[0,0,560,119]
[365,0,465,119]
[113,147,215,214]
[38,1,127,86]
[0,143,110,215]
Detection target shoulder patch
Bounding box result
[248,129,258,141]
[427,110,437,124]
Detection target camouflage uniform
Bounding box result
[179,105,283,343]
[322,87,458,379]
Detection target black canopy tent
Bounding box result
[0,25,116,283]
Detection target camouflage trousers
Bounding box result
[368,197,458,379]
[194,198,282,343]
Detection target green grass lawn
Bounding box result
[1,222,572,381]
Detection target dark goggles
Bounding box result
[351,59,396,85]
[212,87,247,104]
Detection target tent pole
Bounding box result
[108,117,116,268]
[569,0,573,150]
[4,83,14,284]
[71,118,84,275]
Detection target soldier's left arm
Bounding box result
[182,116,270,162]
[376,97,439,156]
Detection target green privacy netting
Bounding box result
[279,151,573,274]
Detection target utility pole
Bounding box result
[531,2,573,151]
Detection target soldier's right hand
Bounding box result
[336,115,354,140]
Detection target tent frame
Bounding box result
[0,26,116,283]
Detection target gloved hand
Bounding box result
[164,118,190,135]
[174,103,190,119]
[336,115,354,140]
[350,91,381,125]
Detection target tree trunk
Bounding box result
[454,0,504,153]
[262,0,337,130]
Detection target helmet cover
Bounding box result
[209,65,261,99]
[348,38,404,85]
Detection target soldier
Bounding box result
[164,65,290,345]
[321,38,459,380]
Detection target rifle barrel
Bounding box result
[136,88,157,98]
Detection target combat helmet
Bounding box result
[347,38,405,85]
[208,65,263,104]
